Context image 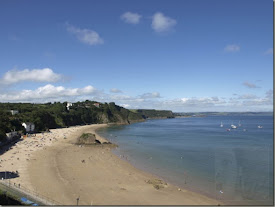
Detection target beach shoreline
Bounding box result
[0,124,222,205]
[95,124,224,204]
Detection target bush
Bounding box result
[0,130,7,142]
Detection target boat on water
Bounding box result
[220,122,223,127]
[231,124,237,129]
[258,125,263,129]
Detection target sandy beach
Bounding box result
[0,124,221,205]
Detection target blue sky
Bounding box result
[0,0,273,112]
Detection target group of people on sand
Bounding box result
[0,126,81,180]
[0,131,61,178]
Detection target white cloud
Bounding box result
[264,48,273,55]
[243,81,261,89]
[121,12,142,24]
[180,97,225,106]
[157,95,272,112]
[144,97,227,112]
[237,94,258,99]
[119,104,130,108]
[152,12,177,33]
[0,68,62,85]
[241,96,273,106]
[0,84,272,112]
[109,94,132,100]
[265,89,273,98]
[224,44,240,52]
[66,23,104,46]
[139,92,161,99]
[0,84,98,102]
[110,88,123,93]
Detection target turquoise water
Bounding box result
[97,115,273,205]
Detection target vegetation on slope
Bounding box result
[0,188,24,205]
[0,101,174,143]
[135,109,175,119]
[0,101,144,140]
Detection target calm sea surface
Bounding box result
[97,115,273,205]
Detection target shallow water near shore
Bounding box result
[98,115,273,205]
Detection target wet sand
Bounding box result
[1,124,222,205]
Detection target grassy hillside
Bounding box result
[0,101,176,143]
[135,109,175,119]
[0,101,144,142]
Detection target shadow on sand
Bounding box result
[0,138,22,156]
[0,171,19,180]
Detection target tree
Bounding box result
[0,130,7,142]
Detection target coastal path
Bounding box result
[0,180,62,205]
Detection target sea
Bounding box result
[97,115,274,205]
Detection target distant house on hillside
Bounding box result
[10,110,19,115]
[85,104,91,108]
[22,122,35,133]
[93,103,100,108]
[67,102,73,110]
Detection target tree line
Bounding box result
[0,101,144,142]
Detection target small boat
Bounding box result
[258,125,263,129]
[220,122,223,127]
[231,124,237,129]
[226,128,231,131]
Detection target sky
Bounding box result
[0,0,273,112]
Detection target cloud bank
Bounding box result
[0,84,98,102]
[0,66,272,113]
[0,85,272,112]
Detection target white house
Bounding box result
[22,122,35,132]
[93,103,100,108]
[67,102,73,110]
[10,110,19,115]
